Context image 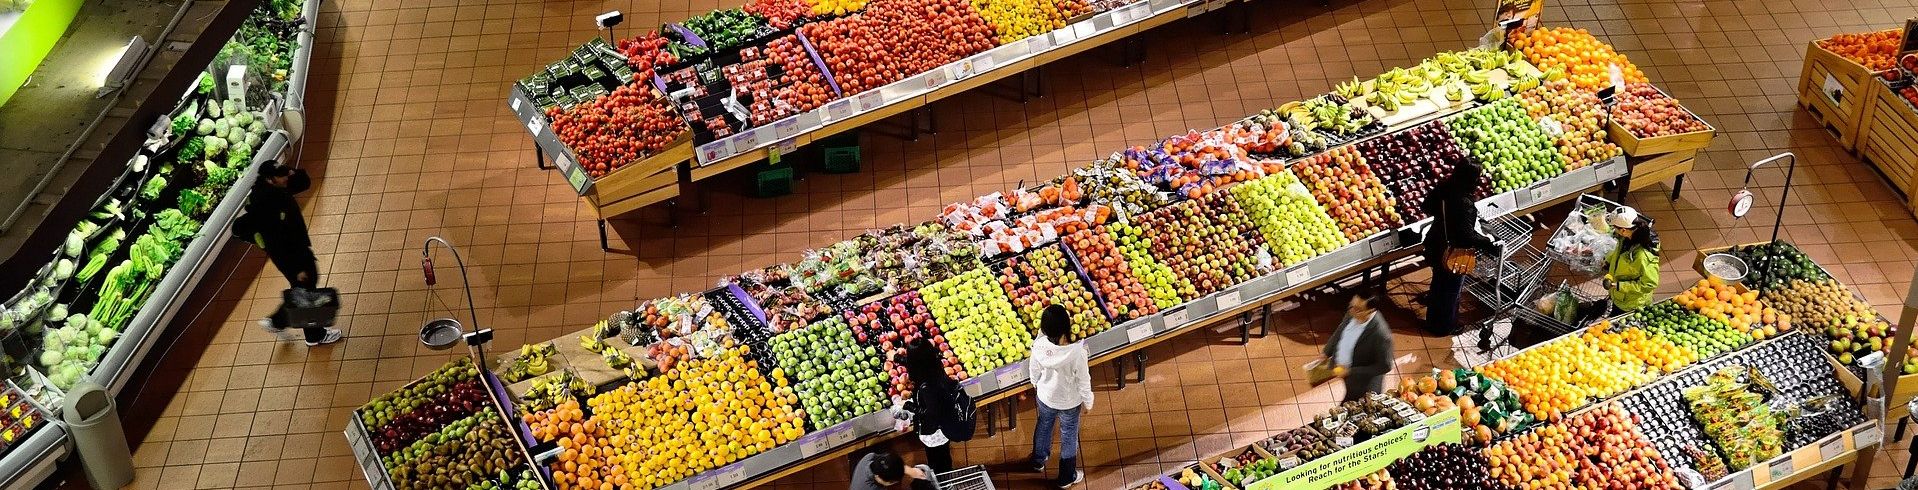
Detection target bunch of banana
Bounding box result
[1470,82,1509,102]
[518,370,592,412]
[502,343,556,383]
[579,332,648,379]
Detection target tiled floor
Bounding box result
[102,0,1918,488]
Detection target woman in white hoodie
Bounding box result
[1027,305,1091,488]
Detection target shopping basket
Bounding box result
[936,465,997,490]
[281,287,340,329]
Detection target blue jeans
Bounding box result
[1029,403,1081,464]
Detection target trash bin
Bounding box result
[62,382,132,490]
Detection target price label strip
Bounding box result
[1819,436,1844,460]
[997,367,1026,387]
[1855,422,1883,448]
[798,432,831,457]
[1162,307,1190,328]
[1216,289,1243,310]
[1126,323,1154,343]
[1767,456,1794,481]
[525,117,544,136]
[1285,264,1311,287]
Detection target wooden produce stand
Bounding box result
[1796,29,1900,151]
[1611,85,1715,202]
[1858,78,1918,215]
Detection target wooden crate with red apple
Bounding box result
[1607,83,1714,199]
[1795,29,1902,151]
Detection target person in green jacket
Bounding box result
[1603,206,1660,312]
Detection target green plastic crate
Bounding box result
[755,166,794,197]
[823,146,861,174]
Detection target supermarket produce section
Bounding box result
[0,0,322,486]
[330,0,1918,486]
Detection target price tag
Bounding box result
[1075,21,1096,39]
[1855,422,1883,448]
[1321,419,1338,431]
[1163,307,1190,328]
[1731,470,1755,490]
[738,128,764,151]
[1025,33,1052,53]
[1052,27,1079,45]
[1368,234,1396,256]
[718,466,746,486]
[1335,436,1354,447]
[689,475,719,490]
[828,427,856,446]
[1412,425,1430,442]
[1127,3,1151,21]
[1529,182,1551,204]
[1216,289,1242,309]
[1823,74,1844,104]
[1285,264,1311,286]
[775,118,801,140]
[1126,323,1154,343]
[1608,64,1626,94]
[1152,0,1178,11]
[1278,457,1301,469]
[798,433,831,457]
[1767,457,1795,481]
[1094,12,1115,31]
[699,140,732,164]
[973,55,996,75]
[826,99,854,121]
[857,91,885,111]
[1819,436,1844,460]
[525,117,544,136]
[777,137,799,155]
[997,367,1025,387]
[510,97,522,111]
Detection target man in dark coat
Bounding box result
[1322,295,1393,402]
[242,161,340,346]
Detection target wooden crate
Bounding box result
[1627,148,1697,191]
[1607,85,1716,157]
[1795,30,1897,150]
[584,134,691,218]
[1858,80,1918,200]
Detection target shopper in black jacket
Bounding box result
[1419,161,1497,336]
[898,339,959,473]
[1321,295,1393,401]
[238,161,340,346]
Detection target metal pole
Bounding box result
[1739,152,1797,244]
[423,236,482,330]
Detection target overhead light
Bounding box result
[96,36,148,97]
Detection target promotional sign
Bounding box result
[1494,0,1545,47]
[1245,408,1462,490]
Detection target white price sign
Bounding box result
[1126,323,1154,343]
[1285,265,1311,286]
[1819,436,1844,460]
[1335,436,1354,447]
[997,367,1025,387]
[525,117,544,136]
[1855,422,1883,447]
[510,97,522,111]
[1163,307,1189,328]
[1279,456,1301,469]
[1529,182,1551,203]
[1767,457,1794,481]
[717,466,746,486]
[798,434,831,457]
[857,91,885,111]
[826,99,854,121]
[1412,425,1431,442]
[738,128,764,151]
[1216,289,1242,309]
[689,475,719,490]
[828,427,856,446]
[1025,35,1051,53]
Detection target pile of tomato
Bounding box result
[546,84,688,177]
[800,0,997,95]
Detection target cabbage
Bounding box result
[53,259,73,280]
[197,118,215,135]
[48,304,66,320]
[94,328,117,344]
[37,351,60,367]
[206,100,223,118]
[222,100,240,116]
[65,231,84,257]
[203,135,228,156]
[234,110,253,126]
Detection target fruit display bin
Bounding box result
[1796,29,1900,150]
[1607,84,1716,157]
[1857,78,1918,203]
[347,363,547,490]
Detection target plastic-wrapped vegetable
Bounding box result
[54,259,74,280]
[64,230,84,257]
[203,135,227,156]
[196,118,215,135]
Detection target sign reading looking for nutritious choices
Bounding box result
[1246,408,1462,490]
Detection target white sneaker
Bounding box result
[259,318,294,340]
[305,328,343,346]
[1057,470,1084,489]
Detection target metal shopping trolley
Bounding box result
[935,465,997,490]
[1512,194,1641,336]
[1464,214,1548,315]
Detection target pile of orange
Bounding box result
[1673,277,1786,339]
[1479,326,1656,421]
[530,343,806,490]
[1818,30,1901,71]
[1510,27,1649,92]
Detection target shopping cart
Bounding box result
[1464,214,1547,315]
[1507,194,1641,336]
[936,465,997,490]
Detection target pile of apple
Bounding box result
[1062,229,1158,322]
[1359,121,1483,221]
[732,35,840,126]
[769,316,888,427]
[1445,99,1563,193]
[546,83,688,178]
[1673,278,1787,340]
[846,292,969,401]
[799,0,998,95]
[1289,146,1403,241]
[1229,170,1348,266]
[1517,79,1621,170]
[1135,198,1263,295]
[997,245,1110,341]
[558,343,803,489]
[1565,404,1684,488]
[922,268,1030,375]
[968,0,1091,44]
[1612,83,1710,138]
[1629,301,1751,360]
[1102,221,1196,308]
[1478,325,1657,421]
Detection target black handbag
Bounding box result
[918,382,978,442]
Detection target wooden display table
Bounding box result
[1610,96,1715,202]
[1857,79,1918,216]
[1796,30,1899,151]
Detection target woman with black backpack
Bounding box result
[897,338,974,473]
